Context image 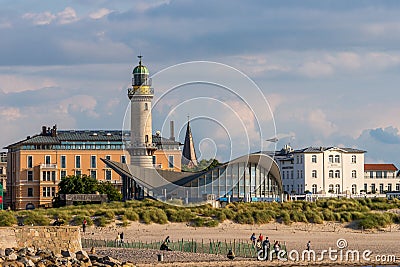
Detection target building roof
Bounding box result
[182,120,198,167]
[4,128,181,149]
[294,146,365,153]
[364,164,398,171]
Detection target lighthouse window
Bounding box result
[144,103,148,110]
[145,135,149,143]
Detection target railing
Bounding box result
[40,164,57,169]
[81,238,287,258]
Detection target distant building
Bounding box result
[0,152,7,205]
[181,119,198,168]
[364,164,400,193]
[4,124,181,210]
[275,145,365,195]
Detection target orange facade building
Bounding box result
[5,125,181,210]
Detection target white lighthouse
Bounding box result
[128,56,156,168]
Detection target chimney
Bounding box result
[42,126,47,135]
[51,125,57,137]
[169,121,175,141]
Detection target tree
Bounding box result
[182,158,222,172]
[58,175,122,201]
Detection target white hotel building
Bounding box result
[275,146,365,195]
[364,164,400,194]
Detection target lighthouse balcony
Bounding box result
[128,88,154,98]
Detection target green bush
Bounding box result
[358,213,393,229]
[23,212,50,226]
[290,210,308,223]
[280,210,291,225]
[253,210,273,224]
[94,217,110,227]
[104,210,115,219]
[166,209,194,222]
[221,208,235,220]
[191,217,205,227]
[72,215,93,226]
[0,211,17,226]
[149,208,168,224]
[204,219,219,227]
[125,210,139,221]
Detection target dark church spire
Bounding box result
[182,118,198,167]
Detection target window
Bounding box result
[383,171,387,178]
[379,183,384,194]
[396,184,400,191]
[311,155,317,163]
[106,170,112,180]
[312,184,317,194]
[334,155,340,163]
[91,155,96,168]
[388,184,392,192]
[75,155,81,168]
[300,170,303,178]
[297,170,300,179]
[75,170,82,177]
[352,170,357,178]
[329,170,334,178]
[369,171,373,178]
[145,135,149,143]
[351,184,357,194]
[61,170,66,179]
[28,188,33,197]
[42,187,52,197]
[152,156,156,165]
[376,171,382,178]
[168,155,174,168]
[335,170,340,178]
[282,171,285,179]
[371,183,376,193]
[144,103,148,110]
[296,155,299,164]
[121,155,126,164]
[329,184,334,192]
[351,155,356,163]
[27,170,33,181]
[61,155,66,169]
[335,184,340,194]
[43,171,51,181]
[51,171,56,181]
[45,155,51,165]
[52,187,56,197]
[364,183,367,192]
[328,155,333,163]
[291,171,293,179]
[90,170,97,179]
[312,170,317,178]
[27,156,33,168]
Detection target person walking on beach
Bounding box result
[273,241,280,259]
[120,232,124,244]
[307,241,311,251]
[258,233,264,242]
[250,233,256,246]
[116,233,121,246]
[82,218,87,233]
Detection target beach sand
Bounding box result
[85,221,400,266]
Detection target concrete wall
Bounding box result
[0,226,82,253]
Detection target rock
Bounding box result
[8,252,18,261]
[0,248,6,257]
[76,251,90,261]
[17,247,27,257]
[61,250,77,259]
[5,248,14,256]
[36,249,53,258]
[122,262,136,267]
[99,256,122,266]
[88,254,100,262]
[27,255,43,263]
[18,258,35,267]
[90,247,96,254]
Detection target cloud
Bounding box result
[369,127,400,144]
[22,7,78,25]
[89,8,112,20]
[134,0,171,13]
[59,95,99,118]
[0,74,58,93]
[0,107,23,121]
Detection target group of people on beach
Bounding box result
[115,232,124,246]
[250,232,282,259]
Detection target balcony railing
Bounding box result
[40,164,57,169]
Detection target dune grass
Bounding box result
[0,197,398,229]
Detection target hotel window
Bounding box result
[311,155,317,163]
[335,184,340,194]
[282,171,285,179]
[364,183,367,192]
[328,155,333,163]
[396,184,400,191]
[91,155,97,168]
[388,184,392,192]
[334,170,340,178]
[312,170,317,178]
[329,184,334,192]
[105,170,112,180]
[312,184,317,194]
[351,155,356,163]
[296,156,299,164]
[371,183,376,193]
[376,171,382,178]
[379,183,384,193]
[383,171,387,178]
[28,188,33,197]
[45,155,51,165]
[369,171,373,178]
[334,155,340,163]
[52,171,56,181]
[329,170,334,178]
[75,155,81,169]
[90,170,97,179]
[121,155,126,164]
[61,155,66,168]
[27,170,33,181]
[27,155,33,168]
[297,170,300,179]
[61,170,66,179]
[352,170,357,178]
[168,155,174,168]
[75,170,82,177]
[351,184,357,194]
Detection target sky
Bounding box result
[1,0,400,164]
